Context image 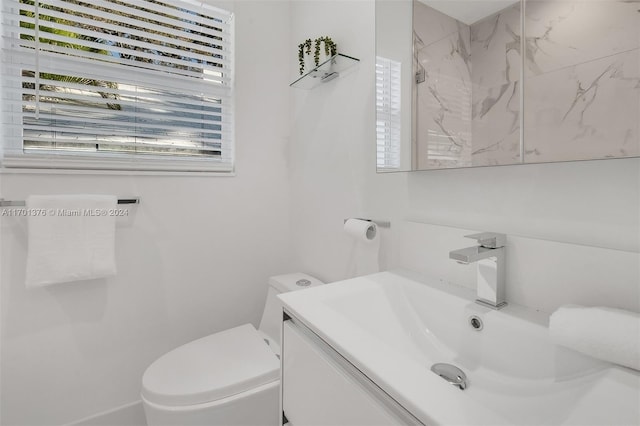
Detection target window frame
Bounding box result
[0,0,236,174]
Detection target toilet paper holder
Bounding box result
[343,218,391,228]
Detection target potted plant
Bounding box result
[298,36,337,75]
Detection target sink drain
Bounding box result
[431,363,468,390]
[469,315,483,331]
[296,279,312,287]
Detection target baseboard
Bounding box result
[67,400,146,426]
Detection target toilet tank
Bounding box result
[258,273,324,346]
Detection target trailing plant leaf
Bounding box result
[298,43,305,74]
[313,36,337,66]
[297,38,313,74]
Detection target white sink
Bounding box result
[279,270,640,425]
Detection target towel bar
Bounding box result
[0,197,140,207]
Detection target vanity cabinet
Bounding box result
[281,314,421,426]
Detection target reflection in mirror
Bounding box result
[523,0,640,163]
[413,0,521,169]
[376,0,413,171]
[376,0,523,172]
[376,0,640,172]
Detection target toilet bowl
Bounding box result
[141,273,324,426]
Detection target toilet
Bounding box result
[141,273,324,426]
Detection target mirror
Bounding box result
[376,0,640,172]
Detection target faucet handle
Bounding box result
[464,232,506,248]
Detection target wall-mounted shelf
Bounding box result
[290,53,360,89]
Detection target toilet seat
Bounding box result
[141,324,280,407]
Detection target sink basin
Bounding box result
[279,270,640,425]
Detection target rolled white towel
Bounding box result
[550,305,640,371]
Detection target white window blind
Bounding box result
[1,0,234,172]
[376,56,401,170]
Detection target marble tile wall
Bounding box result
[470,2,522,166]
[414,1,522,168]
[412,0,639,168]
[523,0,640,162]
[413,2,473,169]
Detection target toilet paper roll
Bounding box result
[344,219,380,276]
[343,219,378,244]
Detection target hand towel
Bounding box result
[25,194,118,287]
[550,304,640,371]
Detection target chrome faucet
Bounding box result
[449,232,507,310]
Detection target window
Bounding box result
[375,56,401,170]
[1,0,234,172]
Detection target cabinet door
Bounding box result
[282,319,421,426]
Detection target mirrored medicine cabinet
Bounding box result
[376,0,640,172]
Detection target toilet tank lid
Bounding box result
[269,272,324,293]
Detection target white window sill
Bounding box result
[1,153,235,177]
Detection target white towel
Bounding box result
[550,304,640,371]
[25,194,118,287]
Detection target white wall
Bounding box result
[288,1,639,307]
[289,0,401,281]
[0,1,293,425]
[2,0,639,424]
[394,221,640,313]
